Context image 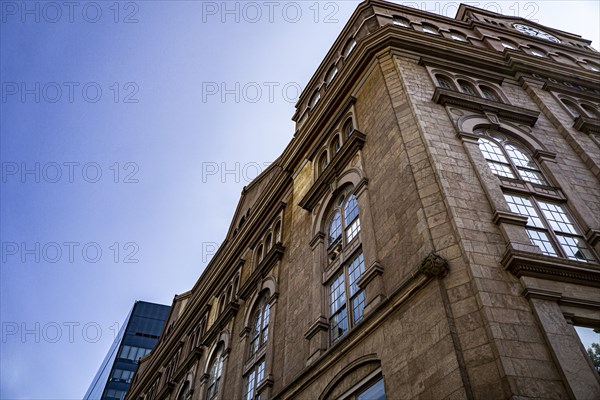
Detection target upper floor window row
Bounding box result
[316,117,355,177]
[435,74,504,103]
[392,16,469,43]
[560,98,600,119]
[498,38,600,72]
[255,218,283,266]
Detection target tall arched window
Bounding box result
[245,293,271,400]
[207,345,224,399]
[327,188,361,255]
[248,294,270,357]
[476,130,547,185]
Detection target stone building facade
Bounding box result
[126,1,600,399]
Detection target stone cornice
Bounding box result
[238,244,285,301]
[502,248,600,287]
[173,346,203,383]
[299,131,366,211]
[493,210,529,226]
[432,87,540,126]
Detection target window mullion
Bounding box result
[344,267,353,329]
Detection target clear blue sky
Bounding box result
[1,1,598,399]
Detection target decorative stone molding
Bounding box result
[418,253,449,278]
[585,229,600,247]
[573,115,600,135]
[532,149,557,163]
[502,248,600,287]
[492,210,529,226]
[238,244,285,301]
[357,262,386,317]
[304,316,329,341]
[299,131,366,211]
[433,87,540,126]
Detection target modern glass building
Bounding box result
[84,301,170,400]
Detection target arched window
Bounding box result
[343,38,357,58]
[457,80,476,96]
[256,244,264,265]
[561,99,581,117]
[500,39,518,50]
[274,220,282,244]
[248,294,270,357]
[325,65,338,84]
[529,47,546,57]
[343,119,354,137]
[331,135,341,156]
[476,130,547,185]
[319,151,329,174]
[480,85,500,101]
[309,90,321,108]
[392,16,410,28]
[265,232,273,252]
[436,75,455,90]
[207,345,224,399]
[218,293,226,313]
[584,60,600,72]
[450,31,467,41]
[421,23,439,35]
[327,188,361,256]
[581,104,600,118]
[245,293,271,400]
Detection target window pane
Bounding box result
[556,235,595,262]
[351,291,366,324]
[257,360,265,382]
[526,229,558,256]
[329,272,346,314]
[504,195,544,228]
[487,161,515,179]
[262,303,270,343]
[517,168,547,185]
[537,201,578,234]
[357,378,386,400]
[479,138,509,163]
[330,307,348,342]
[344,195,360,224]
[329,212,342,245]
[480,87,499,101]
[505,145,536,169]
[437,77,453,89]
[245,371,256,400]
[347,252,365,296]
